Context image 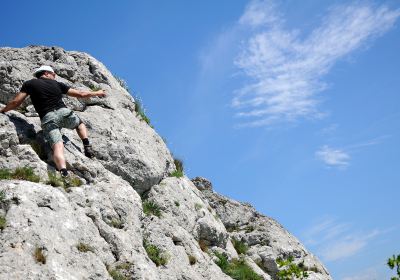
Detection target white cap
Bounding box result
[33,65,55,77]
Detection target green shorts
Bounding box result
[41,108,81,147]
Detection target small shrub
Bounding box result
[174,201,180,207]
[34,247,46,264]
[0,215,6,230]
[388,254,400,280]
[232,239,248,255]
[194,203,203,211]
[77,242,94,253]
[188,255,197,265]
[12,167,40,182]
[170,170,184,178]
[47,171,83,189]
[198,239,209,253]
[144,241,168,266]
[214,252,262,280]
[276,256,309,280]
[143,200,162,218]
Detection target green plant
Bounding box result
[143,200,162,218]
[89,84,102,92]
[34,247,46,264]
[144,241,168,266]
[0,215,6,230]
[170,158,184,178]
[77,242,94,253]
[0,190,5,203]
[12,167,40,182]
[388,254,400,280]
[174,201,180,207]
[188,255,197,265]
[232,239,248,255]
[0,169,12,180]
[214,252,262,280]
[226,224,240,232]
[108,269,128,280]
[109,218,124,229]
[114,76,130,92]
[133,96,151,125]
[47,171,83,189]
[244,225,255,233]
[194,203,203,211]
[276,256,309,280]
[0,167,40,182]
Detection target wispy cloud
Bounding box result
[233,0,400,127]
[302,218,384,262]
[315,135,389,168]
[316,145,350,167]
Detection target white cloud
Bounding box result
[302,218,383,262]
[233,0,400,127]
[315,145,350,167]
[342,267,380,280]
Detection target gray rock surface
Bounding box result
[0,46,332,280]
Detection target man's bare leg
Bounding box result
[53,142,66,171]
[76,123,88,140]
[75,122,94,158]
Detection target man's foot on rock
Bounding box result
[84,145,95,158]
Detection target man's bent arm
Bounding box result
[67,88,106,98]
[0,92,28,113]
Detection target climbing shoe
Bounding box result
[84,144,95,158]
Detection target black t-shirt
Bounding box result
[20,78,70,119]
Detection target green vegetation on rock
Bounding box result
[276,256,309,280]
[214,252,262,280]
[144,241,168,266]
[0,167,40,183]
[143,200,162,218]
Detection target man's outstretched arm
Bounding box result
[0,92,28,114]
[67,88,106,98]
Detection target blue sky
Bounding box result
[1,0,400,279]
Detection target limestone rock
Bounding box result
[0,46,332,280]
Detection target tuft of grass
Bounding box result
[109,218,124,229]
[188,255,197,265]
[114,76,130,92]
[0,169,11,180]
[108,269,128,280]
[144,241,168,266]
[0,167,40,183]
[214,252,262,280]
[77,242,94,253]
[12,167,40,182]
[134,96,151,125]
[115,262,133,270]
[34,247,46,264]
[143,200,162,218]
[226,224,240,232]
[244,225,255,233]
[0,190,5,203]
[198,239,209,253]
[47,171,83,190]
[194,203,203,211]
[174,201,180,207]
[0,215,6,230]
[170,158,184,178]
[232,239,249,255]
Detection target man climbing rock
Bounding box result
[0,65,106,177]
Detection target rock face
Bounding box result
[0,46,332,280]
